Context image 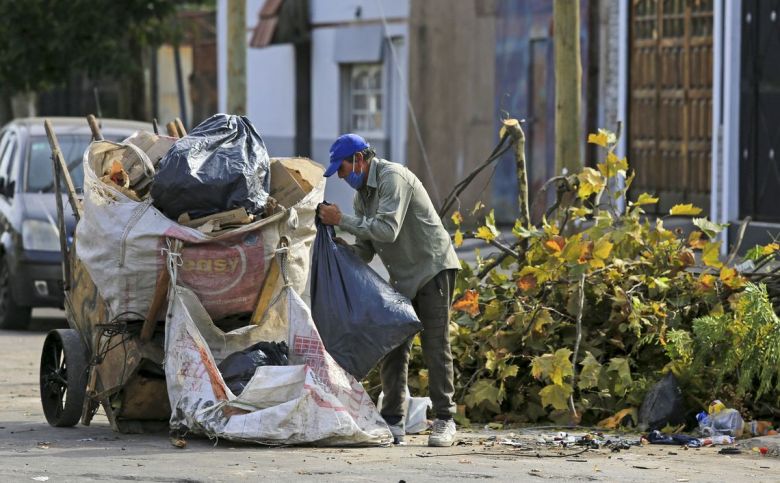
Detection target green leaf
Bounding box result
[471,200,485,215]
[669,204,703,216]
[500,364,519,380]
[702,240,723,268]
[453,229,464,248]
[577,167,607,199]
[512,219,537,239]
[632,192,659,206]
[579,352,602,389]
[531,353,554,381]
[531,348,573,385]
[451,211,463,226]
[484,350,498,372]
[587,128,616,147]
[464,379,502,413]
[483,299,503,321]
[746,245,765,261]
[745,243,779,261]
[692,218,727,239]
[607,357,632,396]
[539,383,573,410]
[475,226,498,242]
[475,210,499,242]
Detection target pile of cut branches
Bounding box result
[369,126,780,427]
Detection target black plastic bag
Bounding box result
[638,372,686,431]
[217,341,289,396]
[646,430,701,447]
[310,218,422,380]
[151,114,271,219]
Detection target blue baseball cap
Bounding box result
[324,133,370,177]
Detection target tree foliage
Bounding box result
[0,0,188,94]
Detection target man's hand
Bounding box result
[318,203,342,225]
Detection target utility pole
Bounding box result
[553,0,582,174]
[227,0,246,115]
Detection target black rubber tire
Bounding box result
[0,257,31,330]
[40,329,89,427]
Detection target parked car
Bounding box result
[0,117,152,330]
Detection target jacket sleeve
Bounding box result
[338,172,412,244]
[348,194,376,263]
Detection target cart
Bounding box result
[35,114,389,445]
[38,116,183,432]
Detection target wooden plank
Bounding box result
[46,120,72,288]
[44,119,82,220]
[174,117,187,137]
[250,259,280,325]
[140,268,170,343]
[177,207,252,228]
[86,114,103,141]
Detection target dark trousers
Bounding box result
[380,269,457,425]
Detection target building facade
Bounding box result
[216,0,780,250]
[217,0,409,213]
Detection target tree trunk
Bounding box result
[553,0,582,174]
[11,91,37,118]
[227,0,247,115]
[502,119,530,229]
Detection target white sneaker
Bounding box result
[388,423,405,445]
[428,419,456,447]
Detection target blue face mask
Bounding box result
[345,156,365,190]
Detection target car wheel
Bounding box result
[0,256,32,330]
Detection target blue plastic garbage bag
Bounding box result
[152,114,271,219]
[310,217,422,380]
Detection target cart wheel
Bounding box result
[40,329,89,427]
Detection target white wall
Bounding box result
[246,44,296,140]
[311,27,341,143]
[310,0,409,23]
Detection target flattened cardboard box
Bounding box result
[270,157,324,209]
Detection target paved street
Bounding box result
[0,310,779,482]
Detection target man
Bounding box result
[317,133,461,447]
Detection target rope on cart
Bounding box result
[260,239,292,316]
[161,238,183,285]
[91,310,145,388]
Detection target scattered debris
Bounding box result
[599,408,638,430]
[645,430,701,448]
[697,400,744,438]
[170,436,187,449]
[718,447,742,455]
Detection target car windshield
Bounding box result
[26,134,123,193]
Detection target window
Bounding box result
[343,63,384,136]
[0,131,17,195]
[25,134,126,193]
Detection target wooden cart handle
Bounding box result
[140,268,170,342]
